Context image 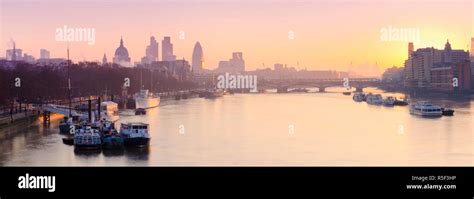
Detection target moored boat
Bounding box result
[102,130,124,149]
[409,101,442,117]
[441,108,455,116]
[394,98,409,106]
[94,119,124,149]
[366,93,383,105]
[352,92,366,102]
[119,122,150,147]
[74,124,102,150]
[382,96,395,106]
[134,89,160,109]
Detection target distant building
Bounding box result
[382,66,403,82]
[217,61,230,71]
[40,49,50,59]
[113,37,131,66]
[403,40,470,91]
[471,57,474,89]
[5,48,35,63]
[216,52,245,73]
[248,63,346,80]
[162,36,176,62]
[274,63,284,71]
[147,36,159,61]
[141,36,159,64]
[144,60,192,81]
[23,53,35,64]
[430,61,471,91]
[6,49,22,61]
[192,42,204,74]
[230,52,245,72]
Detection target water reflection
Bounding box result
[124,147,150,161]
[74,148,102,157]
[102,149,125,157]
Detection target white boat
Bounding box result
[99,101,119,122]
[409,101,442,117]
[352,92,366,102]
[134,89,160,109]
[366,93,383,105]
[119,122,150,147]
[383,96,396,106]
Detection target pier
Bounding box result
[0,104,39,127]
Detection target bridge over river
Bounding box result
[258,78,382,92]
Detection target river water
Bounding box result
[1,88,473,166]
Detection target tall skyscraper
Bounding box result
[408,42,414,58]
[230,52,245,72]
[146,36,159,61]
[40,49,50,59]
[162,36,176,62]
[141,36,159,64]
[191,42,203,73]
